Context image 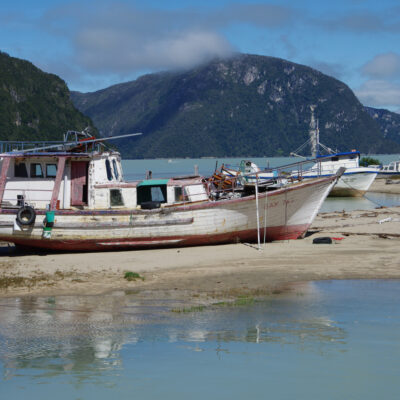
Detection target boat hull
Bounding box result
[330,172,377,197]
[0,176,337,251]
[299,171,377,197]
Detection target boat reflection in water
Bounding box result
[2,280,400,399]
[0,282,346,380]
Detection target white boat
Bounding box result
[378,160,400,178]
[290,107,378,197]
[0,132,342,251]
[291,151,378,197]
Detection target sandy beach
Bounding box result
[0,205,399,301]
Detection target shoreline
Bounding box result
[0,205,399,301]
[369,178,400,194]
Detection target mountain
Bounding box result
[71,53,400,158]
[364,106,400,146]
[0,51,95,142]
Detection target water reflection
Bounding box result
[2,281,400,399]
[0,283,347,382]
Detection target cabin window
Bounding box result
[331,156,339,162]
[174,186,183,202]
[112,159,119,180]
[14,162,28,178]
[105,159,113,181]
[110,189,124,206]
[151,186,165,202]
[137,185,167,206]
[46,164,57,178]
[30,163,43,178]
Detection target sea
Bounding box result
[0,154,399,398]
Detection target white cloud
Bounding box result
[308,60,346,80]
[76,28,233,73]
[354,79,400,110]
[36,1,298,79]
[361,52,400,79]
[316,9,400,33]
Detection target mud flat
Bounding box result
[369,178,400,194]
[0,206,399,300]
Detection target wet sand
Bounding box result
[369,178,400,194]
[0,206,399,300]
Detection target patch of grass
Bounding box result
[171,305,205,313]
[124,271,145,282]
[233,296,255,306]
[0,274,51,289]
[213,296,256,307]
[0,276,26,289]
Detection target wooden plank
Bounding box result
[53,217,194,229]
[50,157,66,210]
[0,157,11,206]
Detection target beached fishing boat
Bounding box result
[0,132,342,251]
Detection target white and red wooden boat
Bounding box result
[0,133,342,251]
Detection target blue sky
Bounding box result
[1,0,400,111]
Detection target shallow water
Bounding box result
[1,280,400,399]
[320,192,400,212]
[122,156,400,212]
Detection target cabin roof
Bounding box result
[137,179,170,187]
[316,151,360,159]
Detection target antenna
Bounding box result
[309,105,318,158]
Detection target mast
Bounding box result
[309,105,319,158]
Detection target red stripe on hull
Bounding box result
[3,223,309,252]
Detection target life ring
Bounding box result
[16,206,36,226]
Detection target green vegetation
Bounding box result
[124,271,145,281]
[214,296,255,307]
[0,273,50,289]
[171,305,205,313]
[360,156,381,166]
[171,296,257,313]
[0,51,96,142]
[71,53,400,158]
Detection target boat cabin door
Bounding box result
[71,161,88,206]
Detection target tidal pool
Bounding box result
[1,280,399,399]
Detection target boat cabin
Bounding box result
[314,151,360,171]
[0,151,208,211]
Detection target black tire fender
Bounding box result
[16,206,36,226]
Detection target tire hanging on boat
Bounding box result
[16,206,36,226]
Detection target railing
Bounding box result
[0,141,65,153]
[0,140,104,154]
[214,154,346,194]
